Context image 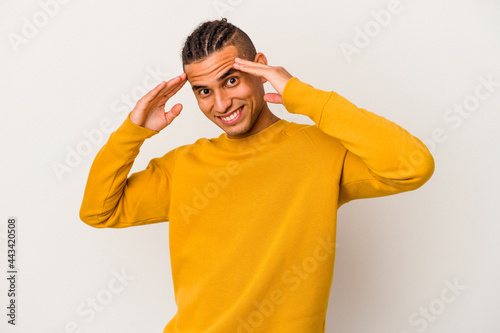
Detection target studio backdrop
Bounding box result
[1,0,499,332]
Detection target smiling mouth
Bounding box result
[219,106,243,124]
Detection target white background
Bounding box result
[1,0,499,332]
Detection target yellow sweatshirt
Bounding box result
[80,77,434,332]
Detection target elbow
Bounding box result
[413,154,435,189]
[79,205,109,229]
[399,147,435,190]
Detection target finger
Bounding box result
[158,74,187,98]
[264,93,283,105]
[163,76,187,99]
[141,80,168,103]
[234,57,268,68]
[164,103,183,125]
[150,75,187,106]
[141,77,181,105]
[151,81,187,112]
[233,58,270,77]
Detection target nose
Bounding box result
[213,90,232,114]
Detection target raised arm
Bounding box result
[233,58,434,206]
[79,74,187,228]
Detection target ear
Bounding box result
[254,52,268,84]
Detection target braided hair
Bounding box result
[182,18,256,66]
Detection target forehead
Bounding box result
[184,45,239,85]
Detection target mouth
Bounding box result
[218,106,243,125]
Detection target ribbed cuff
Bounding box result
[106,113,159,159]
[282,77,335,125]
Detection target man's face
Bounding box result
[184,45,270,139]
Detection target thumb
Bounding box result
[165,103,183,125]
[264,93,283,104]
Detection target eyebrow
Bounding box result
[217,68,238,82]
[191,68,240,91]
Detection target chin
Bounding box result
[224,127,248,139]
[222,121,253,139]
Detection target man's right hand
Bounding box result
[129,73,188,132]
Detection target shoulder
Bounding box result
[160,138,210,159]
[284,121,346,152]
[284,121,335,140]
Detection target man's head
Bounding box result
[182,18,256,67]
[182,19,278,139]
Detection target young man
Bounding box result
[80,19,434,332]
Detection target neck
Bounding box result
[227,102,280,139]
[254,102,281,134]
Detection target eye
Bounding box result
[199,88,210,96]
[226,77,238,87]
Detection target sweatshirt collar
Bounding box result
[213,119,290,152]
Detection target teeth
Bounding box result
[222,108,241,122]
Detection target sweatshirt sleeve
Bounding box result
[79,114,174,228]
[282,77,435,207]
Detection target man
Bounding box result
[80,19,434,332]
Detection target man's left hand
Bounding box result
[233,58,293,105]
